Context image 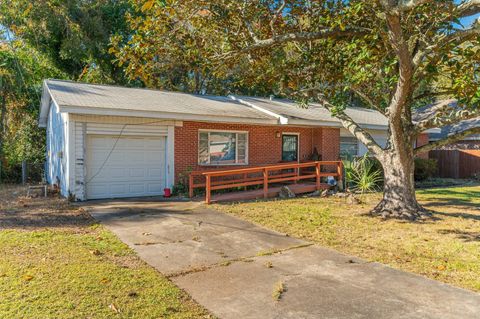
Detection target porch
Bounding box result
[189,161,343,204]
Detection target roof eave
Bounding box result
[58,104,280,126]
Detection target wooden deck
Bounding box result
[210,182,329,203]
[189,161,343,204]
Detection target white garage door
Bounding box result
[86,135,167,199]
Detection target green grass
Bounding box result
[0,188,211,319]
[215,184,480,292]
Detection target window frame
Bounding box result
[198,129,249,166]
[281,132,300,162]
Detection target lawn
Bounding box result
[215,183,480,292]
[0,185,211,319]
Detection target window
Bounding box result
[282,134,299,162]
[199,131,248,165]
[340,136,359,160]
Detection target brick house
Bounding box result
[39,79,418,200]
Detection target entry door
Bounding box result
[282,134,299,162]
[86,135,167,199]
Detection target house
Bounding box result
[428,118,480,150]
[38,79,423,200]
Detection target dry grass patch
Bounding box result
[215,184,480,292]
[0,185,212,319]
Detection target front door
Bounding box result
[282,134,299,162]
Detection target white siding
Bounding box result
[74,122,86,200]
[45,102,69,197]
[340,128,388,156]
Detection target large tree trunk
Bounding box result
[371,149,426,220]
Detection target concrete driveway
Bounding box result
[84,199,480,319]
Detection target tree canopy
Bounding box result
[113,0,479,219]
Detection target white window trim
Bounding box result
[198,129,249,166]
[281,132,300,162]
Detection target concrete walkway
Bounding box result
[85,199,480,319]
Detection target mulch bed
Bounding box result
[0,185,95,229]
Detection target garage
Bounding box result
[85,135,167,199]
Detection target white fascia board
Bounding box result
[229,95,289,125]
[424,128,442,133]
[58,105,279,126]
[38,81,53,128]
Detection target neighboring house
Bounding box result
[38,80,421,200]
[428,118,480,150]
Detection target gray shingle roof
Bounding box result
[41,79,388,129]
[239,97,387,128]
[45,79,274,121]
[413,100,479,141]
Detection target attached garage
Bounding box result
[85,135,167,199]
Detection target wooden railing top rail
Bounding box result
[201,161,341,177]
[188,162,300,177]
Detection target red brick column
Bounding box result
[416,133,429,159]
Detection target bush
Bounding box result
[414,158,437,181]
[344,155,383,193]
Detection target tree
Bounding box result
[115,0,479,219]
[0,0,132,83]
[0,39,64,181]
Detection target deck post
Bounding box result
[315,162,321,190]
[263,168,268,198]
[205,175,211,204]
[189,174,194,198]
[337,161,343,188]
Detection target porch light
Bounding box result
[275,131,281,138]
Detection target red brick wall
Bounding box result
[416,133,429,159]
[174,121,340,182]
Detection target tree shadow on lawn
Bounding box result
[437,229,480,242]
[418,188,480,206]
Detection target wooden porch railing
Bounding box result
[189,161,343,204]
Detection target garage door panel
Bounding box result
[86,135,167,199]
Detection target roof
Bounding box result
[414,100,479,141]
[238,97,387,128]
[39,79,388,129]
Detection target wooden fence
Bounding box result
[429,150,480,179]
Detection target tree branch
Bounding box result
[457,0,480,18]
[413,27,480,67]
[415,111,480,132]
[351,87,386,115]
[413,100,480,131]
[388,0,434,13]
[220,28,369,58]
[270,0,285,36]
[414,126,480,154]
[299,89,385,156]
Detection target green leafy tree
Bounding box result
[0,0,132,83]
[0,39,64,181]
[117,0,479,219]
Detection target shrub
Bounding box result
[344,155,383,194]
[171,167,193,196]
[414,158,437,181]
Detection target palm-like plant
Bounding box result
[344,155,383,194]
